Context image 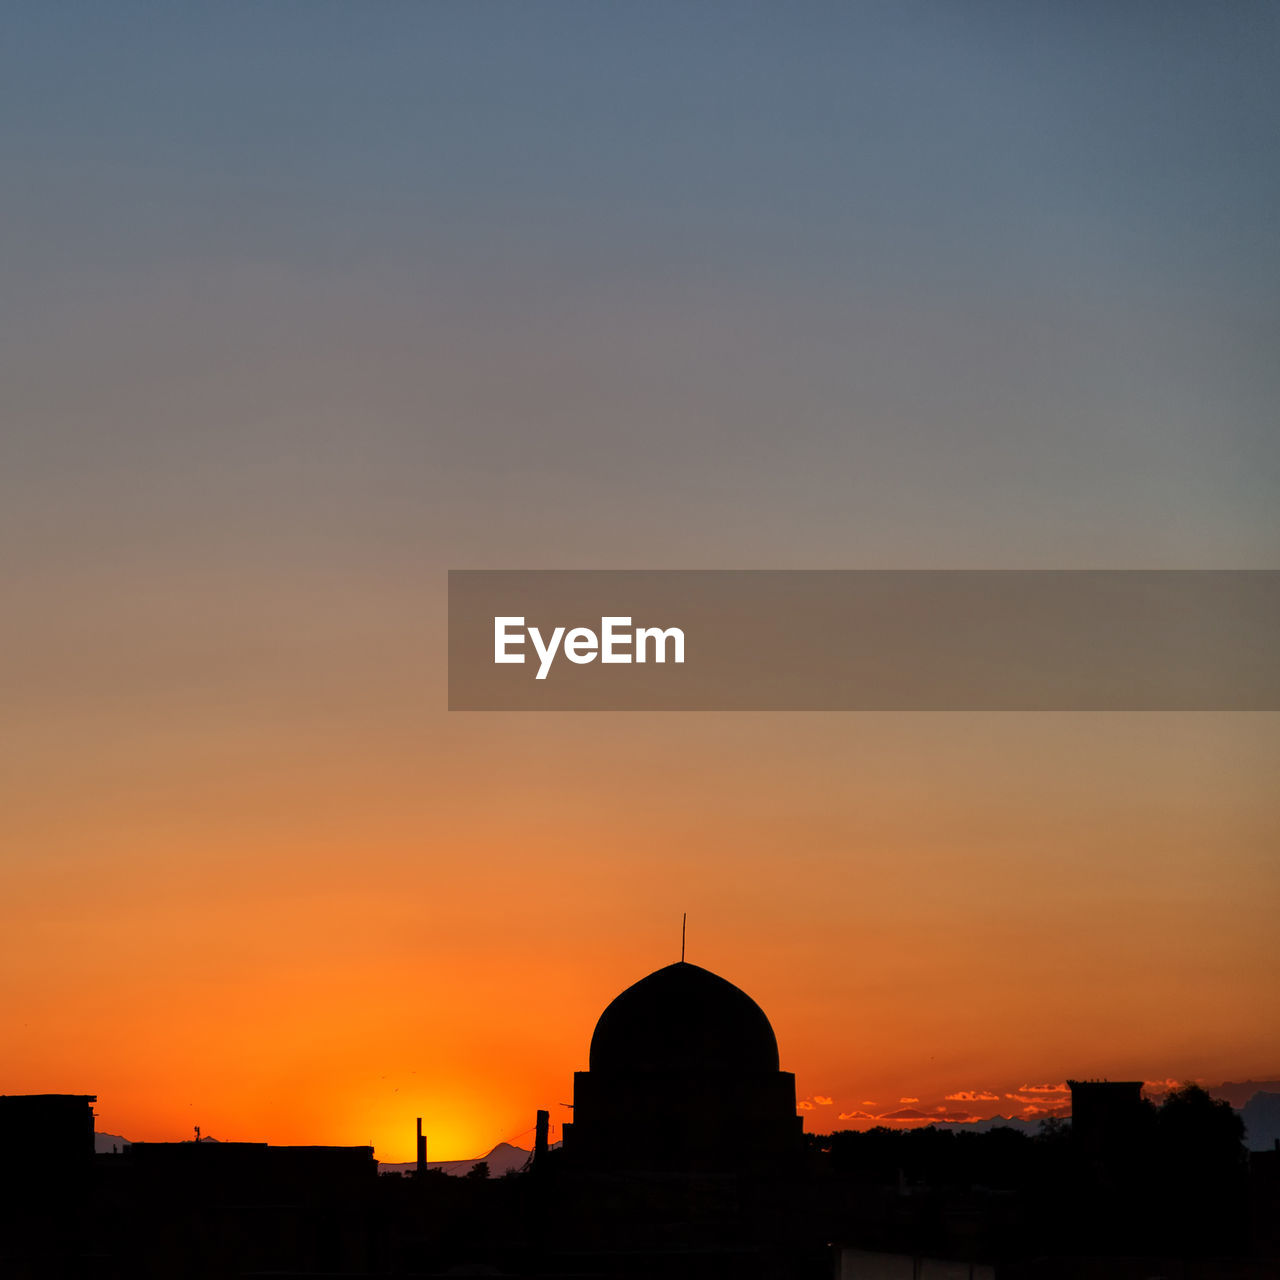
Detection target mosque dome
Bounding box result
[588,961,781,1074]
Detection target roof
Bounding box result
[588,961,781,1074]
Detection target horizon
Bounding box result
[68,1071,1280,1164]
[52,998,1280,1162]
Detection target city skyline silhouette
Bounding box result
[4,955,1277,1275]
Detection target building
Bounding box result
[564,960,804,1174]
[0,1095,98,1272]
[1066,1079,1146,1160]
[0,1093,96,1180]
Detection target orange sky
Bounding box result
[4,702,1276,1161]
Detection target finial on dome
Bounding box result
[681,912,686,963]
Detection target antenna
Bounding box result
[681,912,686,963]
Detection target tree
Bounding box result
[465,1160,490,1180]
[1157,1082,1244,1152]
[1152,1083,1247,1254]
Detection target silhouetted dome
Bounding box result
[588,962,781,1074]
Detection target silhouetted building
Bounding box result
[564,961,803,1174]
[0,1095,98,1274]
[96,1140,380,1274]
[0,1093,95,1178]
[1066,1079,1145,1160]
[122,1138,377,1194]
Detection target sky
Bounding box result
[2,3,1278,1160]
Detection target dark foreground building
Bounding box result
[0,1093,96,1177]
[544,960,820,1277]
[565,960,804,1174]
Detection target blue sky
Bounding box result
[4,2,1276,572]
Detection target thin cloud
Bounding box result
[876,1106,995,1125]
[837,1110,879,1121]
[945,1090,1000,1102]
[1018,1083,1068,1094]
[899,1096,919,1104]
[813,1095,833,1106]
[797,1100,815,1111]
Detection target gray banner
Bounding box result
[448,570,1280,710]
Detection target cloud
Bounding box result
[861,1100,876,1107]
[945,1091,1000,1102]
[1006,1091,1070,1108]
[834,1105,985,1127]
[1017,1083,1069,1094]
[899,1097,919,1104]
[880,1106,996,1125]
[797,1100,815,1111]
[814,1095,833,1106]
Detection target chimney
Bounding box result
[534,1109,550,1165]
[416,1117,427,1175]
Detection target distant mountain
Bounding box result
[1241,1092,1280,1152]
[1210,1079,1280,1108]
[378,1140,538,1178]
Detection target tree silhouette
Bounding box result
[1151,1082,1247,1254]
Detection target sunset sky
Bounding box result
[3,4,1278,1161]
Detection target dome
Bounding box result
[588,961,781,1074]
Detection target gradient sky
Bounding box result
[2,3,1277,1160]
